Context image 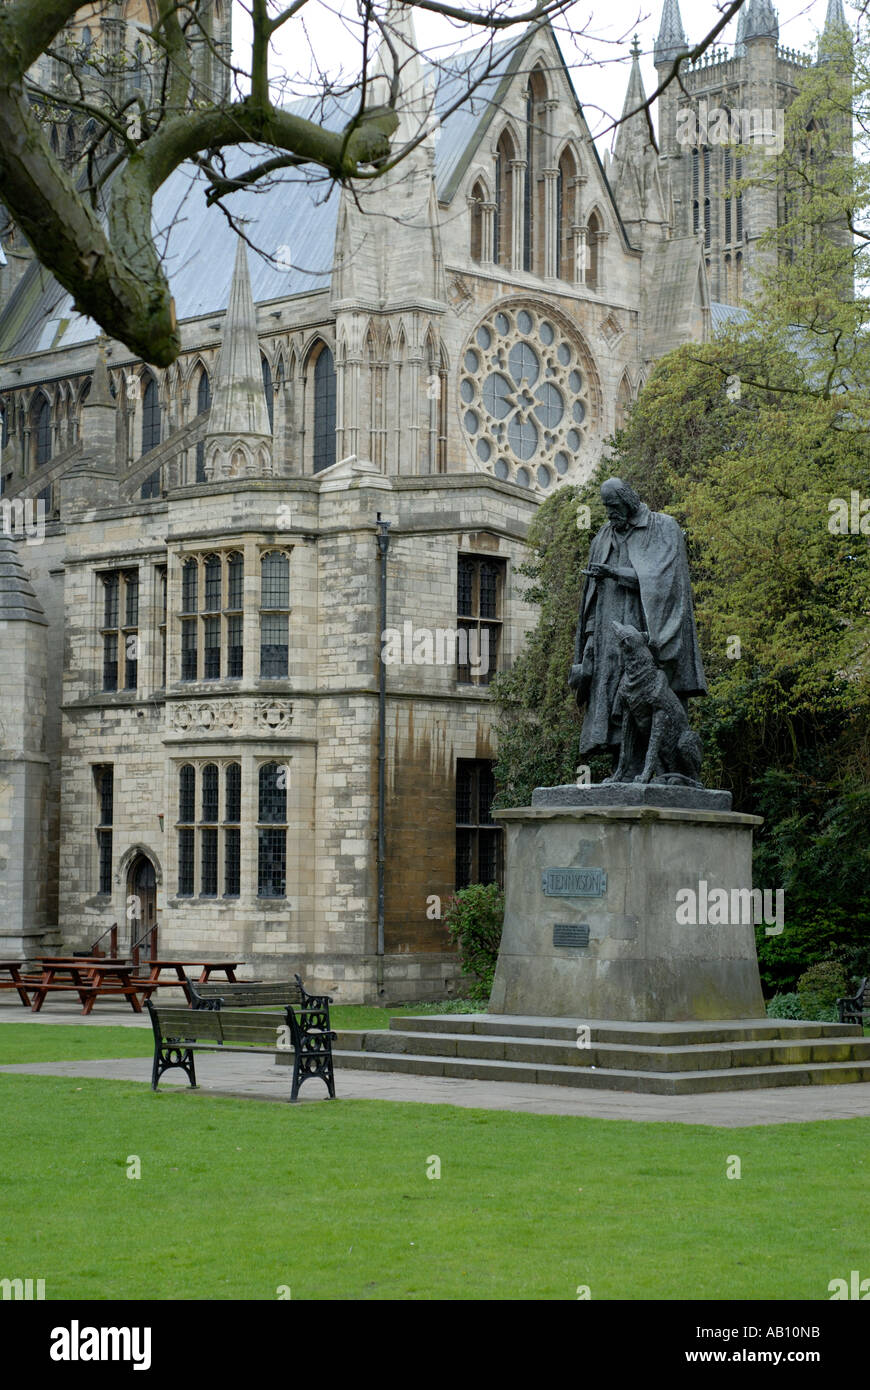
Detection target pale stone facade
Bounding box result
[0,2,852,999]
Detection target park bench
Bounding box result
[837,977,869,1027]
[146,978,336,1102]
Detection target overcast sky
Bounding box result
[239,0,853,149]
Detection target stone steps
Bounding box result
[327,1014,870,1094]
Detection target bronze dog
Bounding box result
[605,622,703,787]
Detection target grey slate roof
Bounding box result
[0,533,48,623]
[0,35,526,360]
[711,302,749,332]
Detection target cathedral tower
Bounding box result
[654,0,852,305]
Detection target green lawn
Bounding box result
[0,1073,866,1300]
[0,1006,430,1065]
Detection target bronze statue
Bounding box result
[569,478,707,785]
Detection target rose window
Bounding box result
[460,304,593,494]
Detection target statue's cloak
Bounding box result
[576,505,707,754]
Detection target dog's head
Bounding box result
[612,622,649,653]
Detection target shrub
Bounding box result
[766,992,803,1020]
[797,960,848,1019]
[443,883,504,1005]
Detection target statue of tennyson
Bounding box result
[569,478,708,763]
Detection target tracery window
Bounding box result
[459,303,594,495]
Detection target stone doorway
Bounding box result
[126,854,158,957]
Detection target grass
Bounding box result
[0,1074,866,1300]
[0,1005,452,1065]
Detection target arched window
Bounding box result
[179,764,195,822]
[261,355,273,431]
[312,344,336,473]
[200,763,219,896]
[195,368,210,483]
[615,375,633,432]
[33,395,51,466]
[177,764,195,897]
[494,130,516,270]
[426,337,447,474]
[203,555,222,679]
[142,376,160,454]
[470,180,485,262]
[586,210,601,289]
[225,763,241,896]
[523,68,548,274]
[556,148,577,281]
[257,763,287,898]
[50,126,59,154]
[65,120,76,162]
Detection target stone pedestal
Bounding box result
[489,796,766,1022]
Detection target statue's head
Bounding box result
[601,478,641,531]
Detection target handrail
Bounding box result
[89,922,118,958]
[130,922,158,969]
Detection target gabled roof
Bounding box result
[0,21,627,361]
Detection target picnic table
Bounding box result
[131,960,243,1005]
[29,958,152,1014]
[0,960,33,1007]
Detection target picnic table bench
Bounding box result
[147,976,336,1102]
[838,978,869,1027]
[29,959,155,1014]
[0,960,33,1006]
[131,960,242,1005]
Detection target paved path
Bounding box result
[3,1052,870,1126]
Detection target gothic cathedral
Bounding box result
[0,1,852,999]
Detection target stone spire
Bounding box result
[331,0,445,310]
[204,237,273,480]
[88,337,114,407]
[612,38,669,247]
[614,36,652,162]
[654,0,688,68]
[366,0,434,150]
[0,533,47,623]
[824,0,848,32]
[740,0,779,44]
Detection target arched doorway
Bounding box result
[126,854,158,959]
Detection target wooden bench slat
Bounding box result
[146,984,335,1103]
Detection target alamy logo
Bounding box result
[49,1321,152,1370]
[0,497,46,544]
[677,101,785,153]
[0,1276,45,1299]
[828,1271,870,1299]
[676,881,784,935]
[381,622,489,674]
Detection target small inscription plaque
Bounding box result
[541,867,607,898]
[554,924,591,948]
